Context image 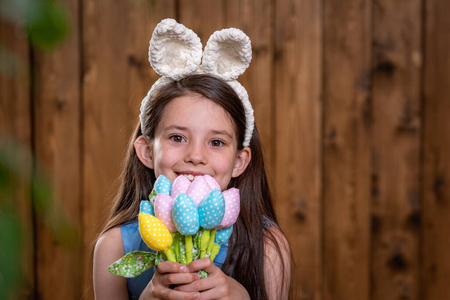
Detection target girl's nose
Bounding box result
[184,142,207,165]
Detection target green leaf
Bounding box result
[148,189,158,204]
[108,251,156,278]
[197,270,208,279]
[0,213,22,299]
[27,0,70,50]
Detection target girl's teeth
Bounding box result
[182,174,196,181]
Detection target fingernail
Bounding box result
[180,265,186,272]
[193,292,200,299]
[195,273,201,280]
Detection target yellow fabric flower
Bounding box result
[138,212,173,252]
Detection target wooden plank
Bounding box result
[0,18,34,299]
[225,0,274,169]
[178,0,225,44]
[371,1,422,299]
[180,0,275,162]
[323,0,371,299]
[32,0,82,298]
[422,0,450,298]
[81,1,176,298]
[274,0,323,298]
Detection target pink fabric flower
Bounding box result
[171,175,191,198]
[154,194,177,232]
[187,176,216,207]
[218,188,240,229]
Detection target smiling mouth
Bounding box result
[177,173,203,182]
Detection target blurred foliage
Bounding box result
[0,0,70,78]
[0,138,33,299]
[0,136,79,299]
[1,0,73,298]
[0,213,21,300]
[0,0,70,50]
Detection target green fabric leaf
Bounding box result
[197,270,208,279]
[148,189,157,204]
[108,251,156,278]
[155,251,165,265]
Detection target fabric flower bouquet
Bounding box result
[108,174,240,278]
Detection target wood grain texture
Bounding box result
[371,0,422,299]
[275,0,323,298]
[5,2,450,298]
[32,0,82,298]
[178,0,225,43]
[0,18,34,299]
[422,0,450,298]
[81,0,175,298]
[323,0,371,299]
[224,0,274,165]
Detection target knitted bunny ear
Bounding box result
[202,28,252,81]
[149,18,202,80]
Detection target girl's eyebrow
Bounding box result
[210,130,233,139]
[163,125,233,139]
[162,125,188,132]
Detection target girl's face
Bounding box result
[137,93,251,191]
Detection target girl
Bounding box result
[93,19,291,300]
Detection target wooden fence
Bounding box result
[1,0,449,299]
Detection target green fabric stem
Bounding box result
[171,232,179,259]
[185,235,193,264]
[206,229,216,257]
[178,234,186,265]
[192,231,201,261]
[165,248,176,262]
[209,243,221,262]
[200,229,210,258]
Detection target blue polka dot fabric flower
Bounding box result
[172,193,200,235]
[154,174,172,195]
[108,174,240,278]
[198,189,225,229]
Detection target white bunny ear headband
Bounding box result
[139,18,254,147]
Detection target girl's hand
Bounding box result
[175,258,250,300]
[139,261,200,300]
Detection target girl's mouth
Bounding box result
[177,173,205,182]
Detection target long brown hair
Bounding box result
[101,74,289,299]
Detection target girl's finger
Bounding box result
[156,261,188,274]
[158,272,200,286]
[175,277,225,298]
[195,288,223,300]
[173,279,203,293]
[153,287,200,300]
[186,258,216,273]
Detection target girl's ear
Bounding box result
[134,136,154,169]
[232,146,251,178]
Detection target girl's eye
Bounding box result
[170,135,186,143]
[209,139,225,147]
